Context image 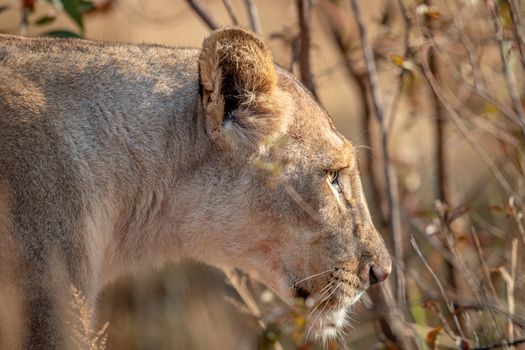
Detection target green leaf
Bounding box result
[59,0,83,30]
[45,30,82,38]
[34,14,57,26]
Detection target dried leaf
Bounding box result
[389,54,405,67]
[426,327,442,349]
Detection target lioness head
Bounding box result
[183,28,391,339]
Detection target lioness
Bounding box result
[0,28,391,349]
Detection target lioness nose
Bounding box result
[369,262,391,285]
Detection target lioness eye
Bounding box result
[327,170,341,192]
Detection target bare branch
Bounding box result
[487,0,525,125]
[296,0,318,99]
[222,0,239,26]
[445,0,486,91]
[504,0,525,70]
[470,228,499,301]
[186,0,220,30]
[423,1,452,208]
[386,0,411,132]
[410,236,464,341]
[245,0,262,34]
[223,269,284,350]
[423,0,458,306]
[472,337,525,350]
[419,45,520,204]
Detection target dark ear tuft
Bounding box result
[199,27,289,151]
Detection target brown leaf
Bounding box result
[426,327,442,349]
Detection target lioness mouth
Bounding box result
[294,286,311,300]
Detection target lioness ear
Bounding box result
[199,27,288,150]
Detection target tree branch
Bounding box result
[487,0,525,125]
[222,0,239,26]
[296,0,318,99]
[472,337,525,350]
[245,0,262,34]
[223,269,284,350]
[186,0,220,30]
[504,0,525,71]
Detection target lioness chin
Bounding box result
[0,28,391,348]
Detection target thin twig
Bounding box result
[470,227,499,301]
[487,0,525,126]
[495,239,518,344]
[410,236,465,342]
[426,3,524,136]
[386,0,411,132]
[504,0,525,70]
[222,0,239,26]
[438,213,507,342]
[283,184,322,224]
[245,0,262,34]
[223,268,284,350]
[445,0,486,91]
[186,0,220,30]
[423,1,452,207]
[296,0,318,99]
[404,271,525,330]
[505,196,525,248]
[420,45,520,205]
[510,239,517,344]
[472,337,525,350]
[423,1,459,324]
[19,0,31,35]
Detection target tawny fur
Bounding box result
[0,28,390,349]
[199,28,290,151]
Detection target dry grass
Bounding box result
[68,284,108,350]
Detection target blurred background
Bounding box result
[1,0,525,349]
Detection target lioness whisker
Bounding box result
[305,282,343,342]
[307,281,342,321]
[289,268,335,289]
[315,282,342,322]
[316,281,335,296]
[305,281,336,320]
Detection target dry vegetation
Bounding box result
[1,0,525,349]
[68,284,109,350]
